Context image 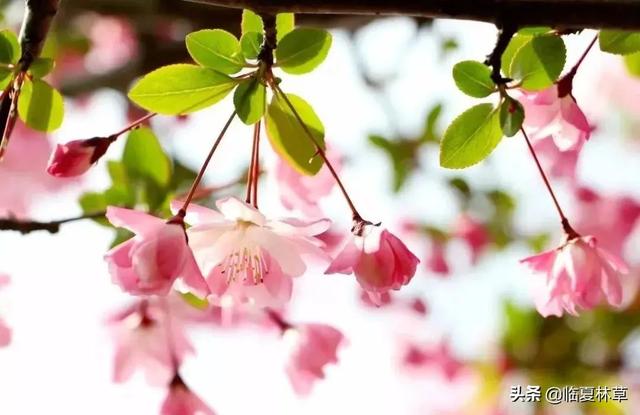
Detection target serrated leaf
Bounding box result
[624,52,640,77]
[276,13,295,41]
[17,79,64,132]
[510,35,566,91]
[186,29,244,74]
[233,78,266,125]
[0,30,20,64]
[240,32,263,60]
[122,127,171,187]
[265,93,325,175]
[440,103,503,169]
[241,10,263,35]
[501,34,530,78]
[128,64,237,115]
[275,28,332,75]
[452,60,495,98]
[599,30,640,55]
[499,97,524,137]
[29,58,55,78]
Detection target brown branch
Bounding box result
[0,212,105,234]
[18,0,61,70]
[183,0,640,30]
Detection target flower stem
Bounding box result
[520,127,578,238]
[557,34,598,96]
[251,121,261,208]
[180,111,236,214]
[111,112,157,138]
[269,79,364,221]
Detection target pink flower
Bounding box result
[105,207,208,297]
[426,241,450,276]
[403,340,463,381]
[285,323,345,396]
[453,215,490,264]
[47,137,114,177]
[521,235,628,317]
[109,299,194,385]
[182,197,329,308]
[0,274,10,348]
[574,187,640,257]
[275,151,340,217]
[326,224,419,303]
[161,376,215,415]
[532,136,582,180]
[520,85,592,151]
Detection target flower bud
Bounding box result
[46,136,113,177]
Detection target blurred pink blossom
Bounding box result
[326,224,419,304]
[105,207,208,297]
[453,214,490,264]
[183,197,329,308]
[403,340,464,381]
[85,17,138,73]
[160,376,215,415]
[109,299,194,385]
[275,150,340,217]
[426,241,450,276]
[532,136,582,180]
[0,274,10,348]
[521,235,628,317]
[285,323,345,396]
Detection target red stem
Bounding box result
[111,112,157,138]
[251,121,261,207]
[180,111,236,213]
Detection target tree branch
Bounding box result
[0,212,105,234]
[18,0,60,70]
[183,0,640,30]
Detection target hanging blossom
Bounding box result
[47,136,115,177]
[0,275,10,348]
[180,197,330,308]
[104,207,209,297]
[284,323,346,396]
[275,149,341,217]
[531,136,581,181]
[518,83,592,152]
[108,299,194,385]
[521,234,628,317]
[326,221,419,305]
[160,375,215,415]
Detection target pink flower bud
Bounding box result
[46,137,113,177]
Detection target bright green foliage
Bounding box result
[369,135,421,193]
[276,13,295,41]
[452,60,495,98]
[275,28,332,74]
[440,103,503,169]
[509,35,566,91]
[0,30,20,64]
[240,32,263,60]
[499,96,524,137]
[241,10,264,35]
[421,103,443,143]
[265,93,325,175]
[501,34,530,77]
[122,127,172,187]
[234,78,266,125]
[186,29,244,74]
[518,27,552,36]
[29,58,55,78]
[599,30,640,55]
[625,52,640,77]
[17,79,64,132]
[128,64,237,115]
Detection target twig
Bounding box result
[485,23,517,85]
[0,212,106,234]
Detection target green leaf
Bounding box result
[29,57,55,78]
[276,13,295,41]
[510,35,566,91]
[499,97,524,137]
[265,93,325,175]
[241,10,263,35]
[275,28,332,74]
[186,29,244,74]
[501,34,530,77]
[440,103,503,169]
[79,192,110,226]
[452,60,495,98]
[518,27,552,36]
[421,103,443,143]
[240,32,263,60]
[599,30,640,55]
[181,291,209,309]
[122,127,171,187]
[0,30,20,64]
[624,52,640,77]
[369,134,419,192]
[233,78,266,125]
[17,79,64,132]
[0,67,11,90]
[128,64,237,115]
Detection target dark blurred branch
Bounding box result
[0,212,105,234]
[485,23,517,84]
[183,0,640,29]
[18,0,60,70]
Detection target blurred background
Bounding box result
[0,1,640,414]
